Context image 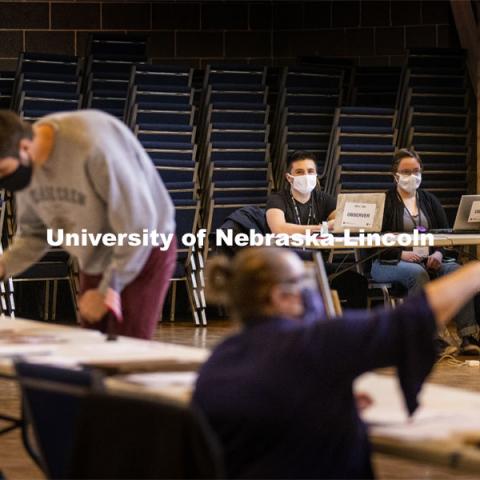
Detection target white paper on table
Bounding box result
[123,371,198,388]
[20,340,208,367]
[468,201,480,223]
[355,373,480,442]
[341,202,377,228]
[0,344,58,357]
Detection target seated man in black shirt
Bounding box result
[266,151,336,233]
[266,150,368,309]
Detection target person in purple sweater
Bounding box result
[193,247,480,479]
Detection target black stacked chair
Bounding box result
[0,71,14,109]
[10,52,84,321]
[198,64,273,252]
[13,53,82,121]
[323,106,400,307]
[352,66,401,108]
[325,107,398,195]
[0,71,16,314]
[83,34,148,119]
[299,56,355,107]
[271,66,343,189]
[396,48,472,225]
[127,64,205,325]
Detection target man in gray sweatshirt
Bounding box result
[0,109,177,339]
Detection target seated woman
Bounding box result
[371,149,479,355]
[266,150,368,309]
[193,246,480,479]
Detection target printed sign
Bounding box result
[468,201,480,223]
[341,202,377,228]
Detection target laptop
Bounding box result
[333,193,386,234]
[431,195,480,234]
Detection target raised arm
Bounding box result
[304,261,480,413]
[424,260,480,326]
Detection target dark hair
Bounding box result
[392,148,423,173]
[0,111,33,159]
[286,150,318,173]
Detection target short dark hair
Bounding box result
[392,148,423,173]
[0,111,33,159]
[286,150,318,172]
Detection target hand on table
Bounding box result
[78,288,108,324]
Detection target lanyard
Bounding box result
[397,191,425,230]
[291,194,313,226]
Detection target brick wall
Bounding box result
[0,0,460,70]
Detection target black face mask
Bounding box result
[0,161,33,192]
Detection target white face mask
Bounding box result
[289,174,317,195]
[396,173,422,194]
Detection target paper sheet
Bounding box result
[355,373,480,441]
[124,371,198,388]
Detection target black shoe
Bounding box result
[459,336,480,356]
[434,337,458,358]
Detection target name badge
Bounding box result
[341,202,376,228]
[468,201,480,223]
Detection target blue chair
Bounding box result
[14,361,102,479]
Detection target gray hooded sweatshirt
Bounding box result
[2,110,175,293]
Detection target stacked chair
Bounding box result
[299,56,356,107]
[325,107,398,195]
[0,46,475,323]
[396,48,472,224]
[323,106,400,306]
[10,52,84,320]
[352,66,401,108]
[0,72,17,316]
[13,53,82,121]
[83,34,148,119]
[0,70,15,275]
[270,66,344,189]
[126,64,206,325]
[0,71,14,109]
[198,65,273,248]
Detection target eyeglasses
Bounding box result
[278,273,314,294]
[397,169,422,176]
[281,273,310,285]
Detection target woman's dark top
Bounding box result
[379,188,449,262]
[192,291,436,479]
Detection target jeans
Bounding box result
[371,259,479,338]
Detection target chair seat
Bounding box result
[19,262,70,280]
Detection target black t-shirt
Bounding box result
[266,189,337,226]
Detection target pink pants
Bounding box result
[79,237,177,339]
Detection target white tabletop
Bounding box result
[0,317,209,376]
[3,318,480,471]
[269,233,480,250]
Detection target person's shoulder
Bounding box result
[419,189,439,202]
[196,332,245,377]
[266,189,288,209]
[383,187,398,204]
[268,189,288,200]
[419,189,444,209]
[314,189,334,201]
